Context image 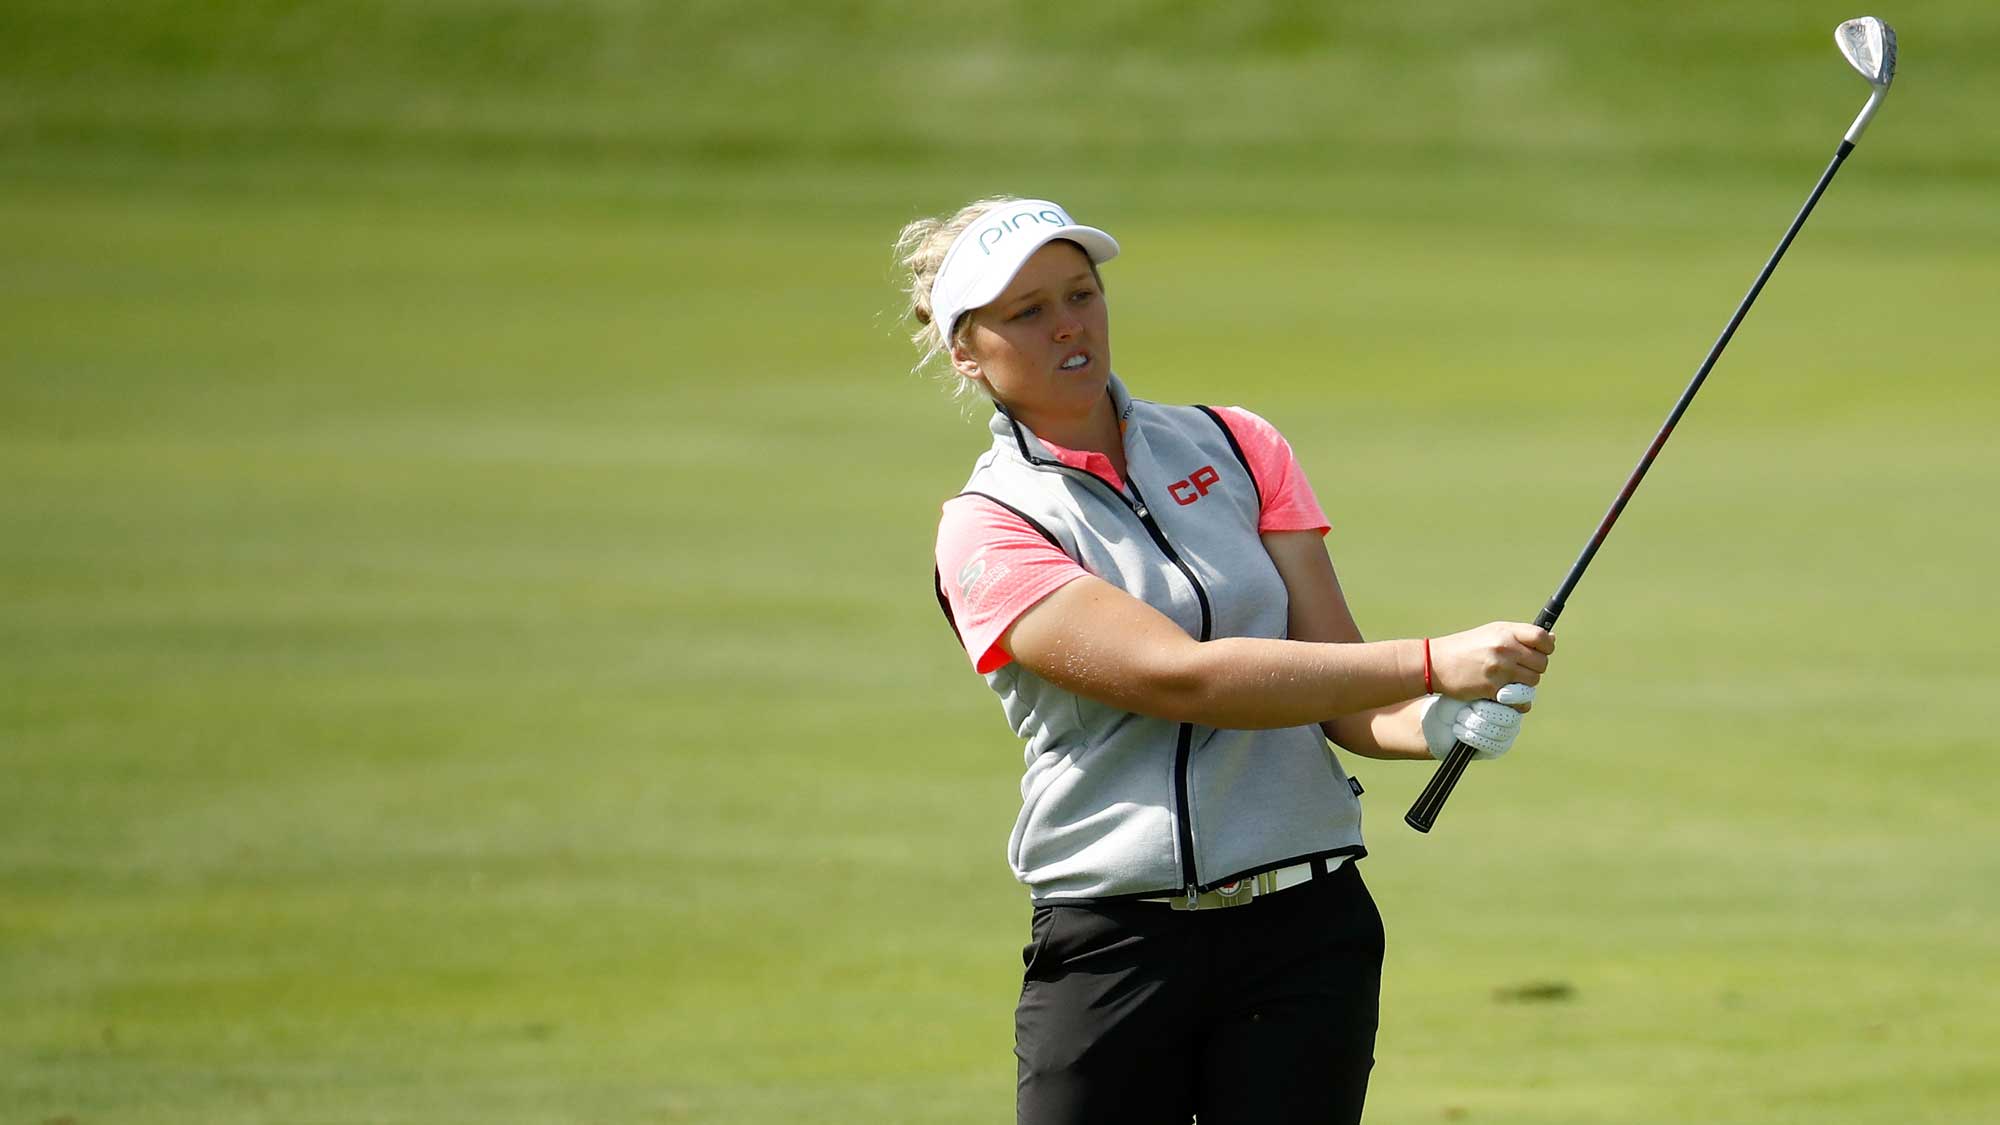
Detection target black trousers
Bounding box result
[1016,861,1384,1125]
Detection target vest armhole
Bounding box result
[1193,404,1263,509]
[957,490,1070,554]
[934,565,964,645]
[932,491,1074,647]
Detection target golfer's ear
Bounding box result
[950,343,981,381]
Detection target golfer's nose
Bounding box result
[1052,307,1080,341]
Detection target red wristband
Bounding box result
[1422,638,1434,695]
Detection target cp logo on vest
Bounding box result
[1169,465,1221,506]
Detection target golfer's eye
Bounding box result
[1010,304,1041,321]
[1069,287,1097,304]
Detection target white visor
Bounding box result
[928,199,1119,348]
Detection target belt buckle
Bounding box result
[1171,878,1256,911]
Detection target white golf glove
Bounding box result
[1420,683,1537,761]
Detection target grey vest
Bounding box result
[940,375,1366,902]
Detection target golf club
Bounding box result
[1406,16,1898,834]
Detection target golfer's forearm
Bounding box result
[1141,636,1426,729]
[1327,700,1433,760]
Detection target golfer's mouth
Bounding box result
[1058,349,1092,374]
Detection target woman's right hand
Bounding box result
[1429,622,1555,700]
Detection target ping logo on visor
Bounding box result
[974,206,1069,255]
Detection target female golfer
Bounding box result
[898,197,1554,1124]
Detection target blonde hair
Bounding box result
[893,195,1022,403]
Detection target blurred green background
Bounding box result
[4,2,1997,1122]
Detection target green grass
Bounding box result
[5,2,2000,1121]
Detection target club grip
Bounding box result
[1404,739,1479,833]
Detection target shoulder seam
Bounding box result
[1193,404,1263,509]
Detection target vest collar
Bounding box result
[989,372,1136,465]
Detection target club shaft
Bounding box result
[1538,139,1853,628]
[1405,139,1856,835]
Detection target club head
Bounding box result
[1836,17,1897,90]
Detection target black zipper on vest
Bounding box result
[1120,476,1212,901]
[1005,414,1214,899]
[1120,478,1213,642]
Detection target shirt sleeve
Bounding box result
[1212,406,1331,535]
[935,496,1093,674]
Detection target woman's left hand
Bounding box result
[1420,684,1536,761]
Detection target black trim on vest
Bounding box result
[1121,478,1212,642]
[995,401,1039,465]
[1194,404,1262,509]
[933,567,963,645]
[958,491,1067,553]
[933,491,1073,646]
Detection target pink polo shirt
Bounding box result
[936,406,1330,673]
